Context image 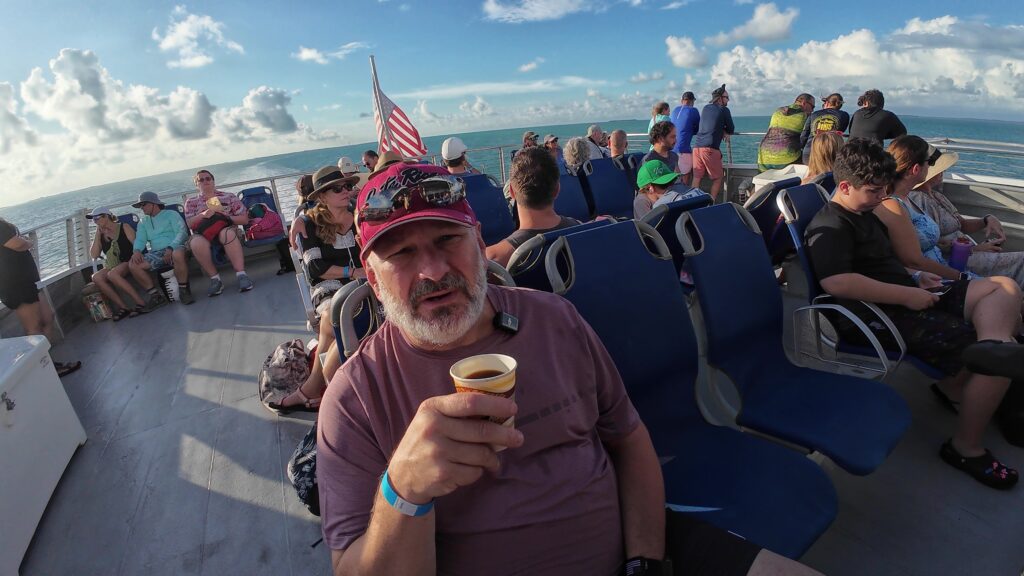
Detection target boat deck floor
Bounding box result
[19,255,1024,576]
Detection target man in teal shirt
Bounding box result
[128,191,194,305]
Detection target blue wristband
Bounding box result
[381,469,434,517]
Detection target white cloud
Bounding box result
[482,0,590,22]
[890,16,1024,57]
[666,36,707,68]
[293,42,369,65]
[630,71,665,83]
[459,96,494,117]
[293,46,328,65]
[399,3,411,11]
[0,82,38,153]
[2,48,338,205]
[318,103,343,111]
[151,5,244,69]
[705,3,799,47]
[661,1,689,9]
[518,57,545,72]
[395,76,607,99]
[214,86,298,141]
[705,23,1024,113]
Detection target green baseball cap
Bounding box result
[637,160,679,189]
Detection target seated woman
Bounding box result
[271,166,364,413]
[875,136,975,282]
[87,207,149,320]
[801,131,844,184]
[908,149,1024,286]
[875,135,1024,419]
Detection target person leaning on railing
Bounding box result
[0,216,81,377]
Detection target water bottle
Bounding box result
[949,237,972,272]
[161,269,179,302]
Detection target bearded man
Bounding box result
[317,162,820,576]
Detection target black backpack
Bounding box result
[287,421,320,516]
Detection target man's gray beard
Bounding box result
[377,256,489,348]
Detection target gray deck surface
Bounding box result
[20,254,1024,576]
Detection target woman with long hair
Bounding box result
[802,131,845,184]
[271,166,364,413]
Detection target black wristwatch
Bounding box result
[624,556,670,576]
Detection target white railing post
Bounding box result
[269,178,283,216]
[73,208,89,267]
[498,147,507,184]
[65,218,77,269]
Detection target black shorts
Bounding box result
[0,256,40,310]
[878,279,976,376]
[665,509,761,576]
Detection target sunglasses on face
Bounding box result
[358,175,466,222]
[328,183,354,194]
[197,176,214,183]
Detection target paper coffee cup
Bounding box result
[450,354,517,430]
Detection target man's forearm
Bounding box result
[335,489,436,576]
[607,423,665,560]
[821,273,915,306]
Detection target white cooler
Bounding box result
[751,165,809,194]
[0,336,86,576]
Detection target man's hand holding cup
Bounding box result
[387,355,522,506]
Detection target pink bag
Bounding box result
[246,204,284,240]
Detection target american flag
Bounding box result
[371,57,427,158]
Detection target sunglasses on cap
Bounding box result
[358,175,466,222]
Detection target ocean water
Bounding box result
[5,115,1023,276]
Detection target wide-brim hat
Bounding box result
[915,145,959,189]
[356,163,477,258]
[368,149,413,178]
[131,191,164,208]
[309,165,361,201]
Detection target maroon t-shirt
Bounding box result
[318,285,640,575]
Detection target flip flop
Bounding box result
[111,308,130,322]
[266,389,321,415]
[55,361,82,377]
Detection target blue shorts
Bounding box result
[142,249,171,269]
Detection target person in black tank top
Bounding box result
[486,148,583,267]
[87,208,149,320]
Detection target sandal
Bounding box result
[128,305,148,318]
[929,383,960,415]
[267,389,322,415]
[55,360,82,378]
[939,439,1019,490]
[111,308,130,322]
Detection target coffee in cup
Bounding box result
[449,354,517,430]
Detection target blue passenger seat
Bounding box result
[461,174,515,246]
[505,219,613,291]
[778,184,945,381]
[545,220,837,559]
[238,187,287,248]
[554,172,592,222]
[743,176,801,264]
[640,194,713,275]
[580,159,634,219]
[678,203,910,475]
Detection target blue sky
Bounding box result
[2,0,1023,204]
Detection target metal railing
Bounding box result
[13,136,1024,290]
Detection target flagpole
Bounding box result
[369,55,393,155]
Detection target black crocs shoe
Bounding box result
[940,440,1018,490]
